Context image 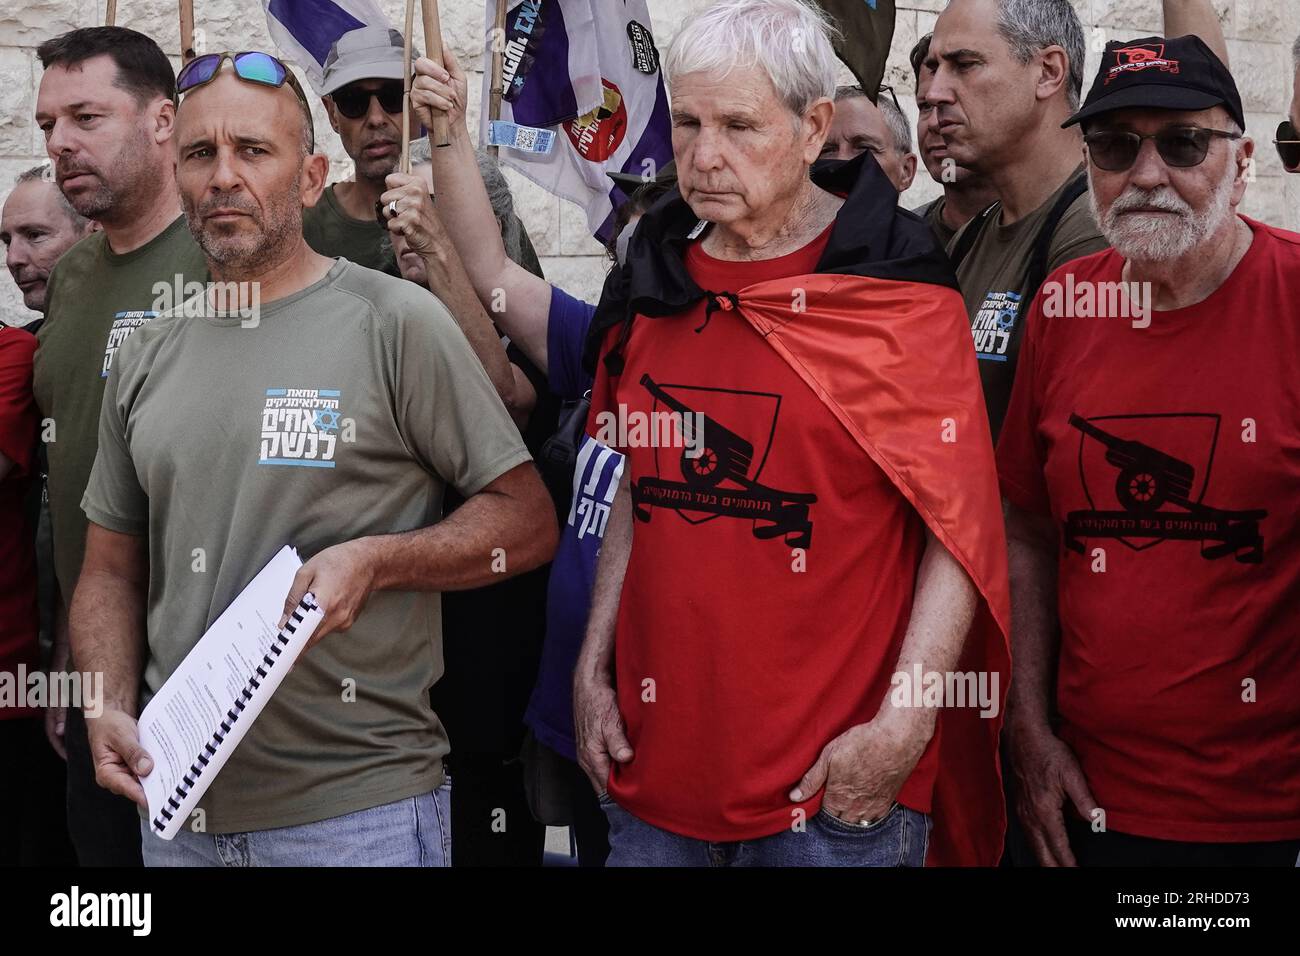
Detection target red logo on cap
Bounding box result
[1106,44,1181,84]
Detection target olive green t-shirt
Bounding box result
[302,184,396,273]
[82,259,533,832]
[950,168,1109,441]
[33,216,207,620]
[303,183,547,278]
[913,195,958,250]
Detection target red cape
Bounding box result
[729,271,1012,867]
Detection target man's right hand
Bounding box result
[573,674,634,794]
[1009,723,1098,867]
[86,709,152,808]
[411,49,469,135]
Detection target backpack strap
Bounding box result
[948,200,1000,271]
[1024,172,1090,303]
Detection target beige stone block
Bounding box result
[538,254,608,306]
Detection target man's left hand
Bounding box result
[789,710,932,825]
[278,540,378,648]
[379,174,446,259]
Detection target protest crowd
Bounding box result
[1,0,1298,870]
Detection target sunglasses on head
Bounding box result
[1274,120,1300,172]
[1083,125,1241,172]
[877,84,902,117]
[177,51,315,151]
[331,81,406,120]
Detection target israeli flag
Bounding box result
[482,0,673,242]
[262,0,392,93]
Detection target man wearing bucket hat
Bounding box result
[301,27,419,273]
[999,34,1300,866]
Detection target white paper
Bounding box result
[138,545,323,840]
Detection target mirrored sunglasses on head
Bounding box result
[332,80,406,119]
[1274,120,1300,172]
[176,51,315,152]
[1083,125,1240,172]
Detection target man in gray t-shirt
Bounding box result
[70,55,558,866]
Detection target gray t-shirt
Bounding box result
[83,259,532,832]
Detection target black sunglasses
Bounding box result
[331,81,406,120]
[1083,126,1241,172]
[177,51,315,152]
[1274,120,1300,172]
[877,84,903,116]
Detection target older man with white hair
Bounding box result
[819,85,917,194]
[562,0,1010,868]
[998,36,1300,866]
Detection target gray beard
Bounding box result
[1092,160,1238,263]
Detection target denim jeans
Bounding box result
[600,793,930,867]
[140,781,452,867]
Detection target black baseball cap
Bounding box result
[1063,34,1245,133]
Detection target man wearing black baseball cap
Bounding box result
[999,33,1300,867]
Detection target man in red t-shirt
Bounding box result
[573,0,1010,868]
[0,324,44,862]
[999,36,1300,866]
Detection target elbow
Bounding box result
[515,470,559,572]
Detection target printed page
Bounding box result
[137,545,322,839]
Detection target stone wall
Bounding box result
[3,0,1298,324]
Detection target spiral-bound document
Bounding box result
[138,545,324,840]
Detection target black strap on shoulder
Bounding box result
[947,200,999,271]
[1024,172,1089,304]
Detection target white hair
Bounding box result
[664,0,841,116]
[836,85,914,156]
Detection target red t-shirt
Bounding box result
[997,217,1300,842]
[0,326,39,719]
[588,225,936,841]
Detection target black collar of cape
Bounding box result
[582,149,961,376]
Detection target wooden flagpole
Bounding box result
[420,0,450,147]
[488,0,506,158]
[105,0,116,26]
[401,0,415,173]
[180,0,196,63]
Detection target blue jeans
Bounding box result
[140,782,452,867]
[601,793,930,867]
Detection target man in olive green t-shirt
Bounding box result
[305,27,544,278]
[32,25,208,867]
[72,58,557,866]
[927,0,1227,444]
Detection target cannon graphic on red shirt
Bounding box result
[1064,413,1266,563]
[631,374,817,548]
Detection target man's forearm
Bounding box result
[422,243,516,409]
[69,568,146,716]
[576,470,631,685]
[427,124,552,369]
[1164,0,1228,64]
[878,529,979,732]
[1004,505,1061,736]
[366,463,557,592]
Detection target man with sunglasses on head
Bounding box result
[71,51,557,867]
[302,27,413,274]
[818,85,917,195]
[998,35,1300,866]
[31,25,208,868]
